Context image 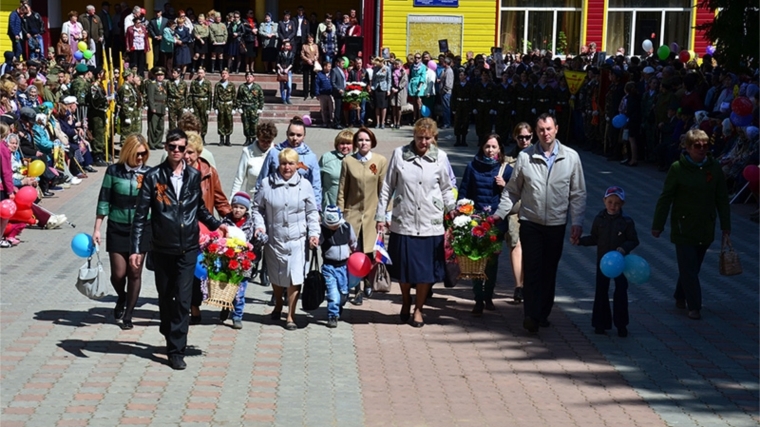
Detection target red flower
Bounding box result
[228,259,240,270]
[224,248,235,258]
[246,252,256,260]
[482,221,491,231]
[207,243,219,253]
[486,215,496,224]
[242,260,252,270]
[489,235,498,242]
[471,226,486,238]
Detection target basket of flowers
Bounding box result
[199,230,256,309]
[446,199,503,280]
[343,81,369,110]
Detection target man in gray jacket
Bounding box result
[494,113,586,334]
[330,57,347,128]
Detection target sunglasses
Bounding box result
[167,143,186,152]
[692,143,710,150]
[136,150,148,157]
[414,56,421,59]
[517,135,532,141]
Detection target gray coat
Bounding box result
[252,172,320,287]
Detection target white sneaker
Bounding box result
[45,215,67,229]
[70,177,82,185]
[59,182,71,189]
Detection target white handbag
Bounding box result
[75,248,108,300]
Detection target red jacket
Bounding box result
[125,26,150,52]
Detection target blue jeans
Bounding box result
[279,71,292,102]
[351,99,366,125]
[323,264,348,318]
[232,280,248,321]
[441,93,452,126]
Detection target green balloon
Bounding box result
[657,45,670,61]
[83,50,94,60]
[343,57,349,68]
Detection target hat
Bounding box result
[19,107,36,122]
[75,63,88,75]
[642,66,655,74]
[122,69,132,78]
[0,113,16,126]
[62,96,77,105]
[323,205,343,227]
[230,192,251,210]
[604,186,625,201]
[152,67,165,76]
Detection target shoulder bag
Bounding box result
[368,263,391,293]
[719,235,742,276]
[75,248,108,299]
[301,248,326,311]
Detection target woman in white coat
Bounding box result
[253,148,320,330]
[229,121,277,196]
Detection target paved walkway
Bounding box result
[0,123,757,426]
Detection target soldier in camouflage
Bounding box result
[235,72,265,146]
[190,67,213,141]
[166,68,188,131]
[87,67,110,166]
[146,67,168,149]
[117,69,139,140]
[69,63,91,124]
[213,68,236,146]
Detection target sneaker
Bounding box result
[0,239,11,248]
[59,182,71,189]
[327,317,338,328]
[351,292,363,306]
[70,177,82,185]
[232,319,243,329]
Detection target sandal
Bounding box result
[285,322,297,331]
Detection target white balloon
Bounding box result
[642,39,653,52]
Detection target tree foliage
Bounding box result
[698,0,759,72]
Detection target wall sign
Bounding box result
[413,0,459,7]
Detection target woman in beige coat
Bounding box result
[337,127,388,305]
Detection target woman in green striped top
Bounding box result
[93,134,152,330]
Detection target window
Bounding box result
[500,11,525,52]
[499,1,582,55]
[606,3,692,54]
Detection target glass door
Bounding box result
[527,11,554,53]
[500,11,525,53]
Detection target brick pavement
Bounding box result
[0,121,757,426]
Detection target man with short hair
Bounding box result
[166,67,188,131]
[81,6,105,67]
[22,2,45,60]
[147,9,167,67]
[190,67,212,140]
[7,3,26,60]
[235,72,264,146]
[494,113,586,334]
[117,69,138,139]
[146,67,168,149]
[315,13,332,45]
[293,6,309,64]
[87,67,110,166]
[130,128,228,370]
[440,57,454,128]
[213,68,236,146]
[277,10,295,45]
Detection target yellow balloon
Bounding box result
[27,159,45,178]
[78,41,88,52]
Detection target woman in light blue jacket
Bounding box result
[371,58,392,129]
[253,148,320,331]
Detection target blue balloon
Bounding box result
[730,112,752,127]
[73,51,84,61]
[612,114,628,129]
[600,251,625,278]
[623,254,651,284]
[71,233,95,258]
[195,253,208,280]
[348,272,362,289]
[420,105,431,118]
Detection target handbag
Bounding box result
[443,260,461,288]
[276,73,289,83]
[238,39,247,54]
[368,263,391,293]
[301,248,326,311]
[313,61,322,72]
[75,248,108,299]
[719,236,742,276]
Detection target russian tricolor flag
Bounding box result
[373,233,392,265]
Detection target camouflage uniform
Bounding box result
[166,78,188,131]
[146,79,168,149]
[190,78,213,138]
[213,80,236,145]
[117,81,140,137]
[235,82,264,143]
[87,81,108,157]
[69,75,90,123]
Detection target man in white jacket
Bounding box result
[494,113,586,334]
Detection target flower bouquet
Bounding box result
[343,81,369,110]
[445,199,502,279]
[199,230,256,309]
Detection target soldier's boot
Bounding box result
[219,135,224,146]
[226,135,232,146]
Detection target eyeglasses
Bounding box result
[136,150,148,157]
[517,135,532,141]
[167,143,186,152]
[692,143,710,150]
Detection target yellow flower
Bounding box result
[470,220,477,227]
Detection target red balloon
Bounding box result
[732,97,753,117]
[15,186,37,208]
[743,165,760,186]
[10,208,35,225]
[347,252,372,278]
[0,199,16,219]
[678,50,690,63]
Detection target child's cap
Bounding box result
[231,192,251,210]
[323,205,343,226]
[604,186,625,201]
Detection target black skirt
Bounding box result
[194,40,208,55]
[212,44,225,55]
[245,42,257,58]
[374,90,388,109]
[387,232,445,284]
[262,47,278,62]
[106,220,151,254]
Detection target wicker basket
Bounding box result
[457,256,488,280]
[204,279,239,310]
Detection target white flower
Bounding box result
[457,199,474,207]
[357,82,367,87]
[453,215,471,228]
[348,90,361,96]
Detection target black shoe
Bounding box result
[484,299,496,311]
[400,304,411,323]
[190,315,202,325]
[169,355,186,370]
[84,165,97,173]
[220,309,230,321]
[411,319,424,328]
[327,317,338,328]
[471,301,484,317]
[617,327,628,337]
[351,292,363,306]
[538,319,551,328]
[675,299,687,309]
[364,287,372,299]
[42,191,54,197]
[513,287,523,303]
[94,159,109,167]
[226,136,231,146]
[523,317,539,333]
[121,319,134,330]
[114,296,126,320]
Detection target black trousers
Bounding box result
[519,221,566,322]
[592,266,629,330]
[151,251,196,355]
[675,244,709,311]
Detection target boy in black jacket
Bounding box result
[578,186,639,337]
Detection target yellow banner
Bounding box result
[564,71,586,95]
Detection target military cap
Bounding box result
[152,67,165,76]
[75,63,88,74]
[62,96,77,105]
[122,69,132,78]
